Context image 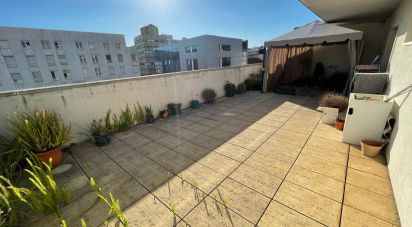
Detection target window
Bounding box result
[50,70,59,80]
[4,56,18,68]
[21,40,31,48]
[115,42,121,50]
[10,73,23,84]
[131,54,137,63]
[220,57,231,67]
[92,54,99,64]
[219,44,231,51]
[63,70,71,80]
[41,40,51,49]
[192,45,197,52]
[53,41,63,49]
[83,68,90,78]
[185,46,191,53]
[193,58,198,70]
[120,66,126,75]
[117,54,124,63]
[89,41,95,50]
[106,54,112,63]
[26,55,38,67]
[108,66,115,76]
[0,40,10,50]
[103,42,110,50]
[32,71,43,82]
[45,55,56,66]
[94,67,102,76]
[75,41,83,49]
[58,55,68,65]
[186,59,198,71]
[186,59,192,71]
[79,55,87,64]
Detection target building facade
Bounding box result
[0,26,139,91]
[155,35,248,73]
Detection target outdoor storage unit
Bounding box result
[343,93,393,145]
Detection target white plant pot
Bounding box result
[322,107,339,125]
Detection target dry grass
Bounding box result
[319,93,349,111]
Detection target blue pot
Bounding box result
[147,116,155,124]
[190,100,200,109]
[94,134,111,146]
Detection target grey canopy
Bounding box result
[264,21,363,47]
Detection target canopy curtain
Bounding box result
[343,40,364,95]
[266,46,313,91]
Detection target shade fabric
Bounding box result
[264,20,363,47]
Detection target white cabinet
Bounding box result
[343,93,393,145]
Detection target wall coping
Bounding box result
[0,64,262,97]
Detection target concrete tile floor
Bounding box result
[32,91,400,226]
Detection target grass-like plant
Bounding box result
[319,93,349,111]
[8,109,71,154]
[144,105,154,118]
[133,103,145,124]
[90,119,110,137]
[0,135,24,180]
[112,105,134,132]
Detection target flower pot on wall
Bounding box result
[361,140,384,157]
[322,107,339,125]
[36,147,62,166]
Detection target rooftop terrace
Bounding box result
[29,91,399,226]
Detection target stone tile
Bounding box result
[179,163,225,194]
[153,176,203,218]
[300,147,348,166]
[295,154,346,181]
[198,118,222,127]
[136,126,169,140]
[173,141,211,161]
[306,136,349,154]
[152,150,194,174]
[247,123,279,134]
[350,145,387,162]
[312,123,342,142]
[210,178,271,224]
[203,128,236,141]
[255,117,285,128]
[227,118,252,127]
[255,139,302,164]
[168,128,200,140]
[156,134,186,149]
[136,142,170,159]
[245,152,291,179]
[98,137,133,155]
[344,184,400,225]
[113,130,139,140]
[184,123,213,133]
[214,142,253,162]
[183,196,254,227]
[122,133,152,150]
[258,201,324,227]
[348,155,389,179]
[198,152,241,175]
[274,182,341,226]
[228,129,272,150]
[270,129,309,147]
[341,205,396,227]
[286,165,344,202]
[347,168,393,198]
[229,163,282,198]
[191,134,225,150]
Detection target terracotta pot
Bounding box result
[361,140,384,157]
[162,111,169,119]
[36,147,62,166]
[335,120,345,130]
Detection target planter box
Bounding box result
[322,107,339,125]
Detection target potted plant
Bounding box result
[224,81,236,97]
[167,103,182,116]
[145,105,155,123]
[190,100,200,109]
[236,82,247,94]
[335,119,345,130]
[202,88,217,104]
[159,110,169,119]
[319,93,348,125]
[90,119,111,146]
[9,109,71,166]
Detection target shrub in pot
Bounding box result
[224,82,236,97]
[167,103,182,116]
[90,119,111,146]
[190,100,200,109]
[319,93,348,125]
[202,89,217,104]
[145,105,155,123]
[9,109,71,166]
[236,82,247,94]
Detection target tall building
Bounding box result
[0,26,139,91]
[154,35,248,73]
[131,24,175,75]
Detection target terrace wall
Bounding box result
[0,64,261,143]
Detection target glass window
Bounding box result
[192,45,197,52]
[54,41,63,49]
[75,41,83,49]
[193,58,198,70]
[221,57,231,67]
[89,41,95,50]
[41,40,51,49]
[58,55,68,65]
[108,66,115,76]
[106,54,112,63]
[117,54,123,63]
[79,55,87,64]
[10,73,23,84]
[186,59,192,71]
[4,56,17,68]
[45,55,56,66]
[50,70,60,80]
[220,44,231,51]
[94,67,102,76]
[63,70,71,80]
[120,66,126,75]
[103,42,110,50]
[26,55,38,67]
[115,42,121,50]
[92,54,99,64]
[21,40,31,48]
[131,54,137,62]
[32,71,43,82]
[185,46,191,53]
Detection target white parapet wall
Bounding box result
[0,64,261,143]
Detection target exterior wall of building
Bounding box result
[0,64,261,143]
[0,27,138,91]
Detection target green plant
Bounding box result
[202,89,217,104]
[112,105,134,132]
[0,135,24,180]
[236,82,247,94]
[133,103,145,124]
[90,119,110,137]
[319,93,349,111]
[244,71,260,90]
[104,109,113,132]
[224,81,236,97]
[8,109,71,154]
[144,105,154,118]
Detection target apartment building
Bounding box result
[0,26,139,92]
[155,35,248,73]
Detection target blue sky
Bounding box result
[1,0,319,47]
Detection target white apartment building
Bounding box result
[0,26,140,91]
[155,35,248,73]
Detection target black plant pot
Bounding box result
[167,103,182,116]
[147,116,155,124]
[94,134,111,146]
